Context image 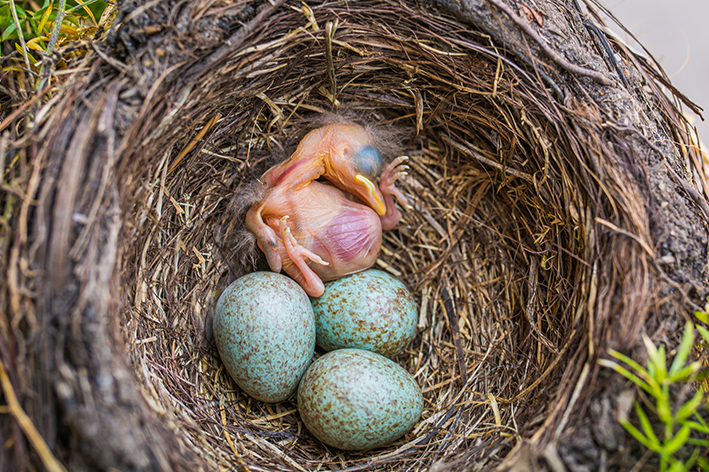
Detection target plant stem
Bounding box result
[39,0,67,90]
[8,0,32,76]
[46,0,66,55]
[0,358,68,472]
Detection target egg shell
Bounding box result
[311,269,418,358]
[297,348,423,451]
[213,271,316,403]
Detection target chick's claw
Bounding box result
[245,204,282,272]
[279,216,329,297]
[279,217,329,267]
[380,155,410,209]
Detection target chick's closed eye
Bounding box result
[353,146,383,180]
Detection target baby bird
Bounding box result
[245,122,408,297]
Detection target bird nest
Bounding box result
[1,0,707,471]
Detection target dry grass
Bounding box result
[114,2,684,469]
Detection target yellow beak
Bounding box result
[355,174,386,215]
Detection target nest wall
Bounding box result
[1,0,707,471]
[118,2,649,469]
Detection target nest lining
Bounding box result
[121,3,600,470]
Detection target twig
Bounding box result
[8,0,33,75]
[485,0,610,85]
[0,82,53,133]
[442,287,468,386]
[442,135,533,182]
[584,20,630,90]
[503,329,578,404]
[46,0,67,56]
[554,362,590,437]
[188,0,287,81]
[595,217,655,258]
[570,0,627,88]
[325,21,337,105]
[168,113,222,172]
[0,358,68,472]
[525,257,557,351]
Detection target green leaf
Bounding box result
[663,424,691,456]
[65,0,102,14]
[695,309,709,325]
[598,358,652,395]
[698,457,709,472]
[687,437,709,446]
[643,334,666,380]
[666,459,687,472]
[0,5,11,28]
[32,4,49,20]
[608,349,648,376]
[26,16,39,36]
[606,350,659,391]
[697,325,709,344]
[669,323,694,378]
[684,449,702,472]
[1,21,16,41]
[655,344,668,383]
[635,401,659,444]
[668,361,703,383]
[620,419,663,453]
[657,394,674,425]
[14,42,37,65]
[12,2,26,19]
[693,411,709,431]
[36,1,52,34]
[676,389,705,422]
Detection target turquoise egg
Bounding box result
[311,269,418,358]
[297,349,423,451]
[213,272,316,403]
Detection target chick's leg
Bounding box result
[279,216,328,297]
[379,156,410,230]
[245,202,282,272]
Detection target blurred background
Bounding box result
[603,0,708,146]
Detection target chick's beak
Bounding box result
[355,174,386,215]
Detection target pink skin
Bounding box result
[378,156,410,230]
[248,182,385,297]
[245,123,408,297]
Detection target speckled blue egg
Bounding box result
[213,271,316,403]
[311,269,418,358]
[297,348,423,451]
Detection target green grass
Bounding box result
[600,316,709,471]
[1,0,112,83]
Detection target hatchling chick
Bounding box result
[245,121,408,297]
